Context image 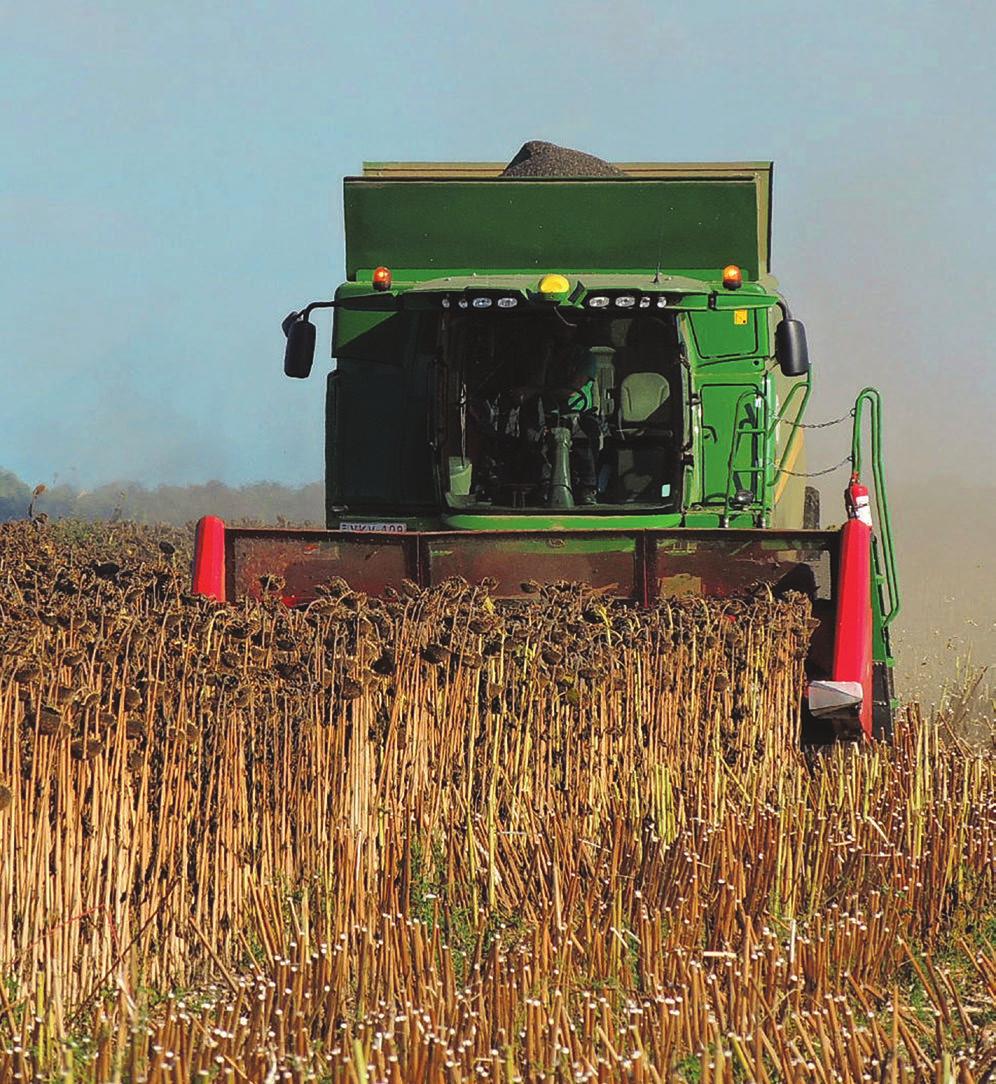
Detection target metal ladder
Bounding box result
[721,388,769,526]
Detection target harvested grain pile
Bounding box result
[0,520,994,1082]
[500,140,626,178]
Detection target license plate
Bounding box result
[339,521,408,534]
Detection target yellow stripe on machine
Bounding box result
[773,429,803,505]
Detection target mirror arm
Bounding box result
[283,299,337,338]
[283,292,400,337]
[301,299,338,320]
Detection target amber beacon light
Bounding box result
[372,266,393,291]
[722,264,743,290]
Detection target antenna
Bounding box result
[653,212,667,284]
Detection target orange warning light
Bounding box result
[372,266,392,291]
[722,264,743,290]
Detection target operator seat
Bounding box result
[614,372,673,502]
[618,372,670,435]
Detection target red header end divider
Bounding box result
[831,482,874,738]
[192,516,227,602]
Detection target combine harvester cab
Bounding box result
[193,152,900,742]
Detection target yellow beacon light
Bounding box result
[538,273,571,299]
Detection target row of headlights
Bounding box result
[587,294,668,309]
[439,294,670,311]
[440,296,518,309]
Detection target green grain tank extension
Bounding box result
[193,150,900,744]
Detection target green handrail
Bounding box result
[770,371,813,481]
[852,387,901,626]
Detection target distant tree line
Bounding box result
[0,469,323,526]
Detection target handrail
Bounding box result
[851,387,901,626]
[770,371,813,481]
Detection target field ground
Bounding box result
[0,520,993,1082]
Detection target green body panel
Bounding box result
[697,384,764,503]
[332,305,407,360]
[688,309,760,358]
[344,177,765,280]
[323,511,762,532]
[326,362,405,505]
[325,349,436,515]
[441,512,752,531]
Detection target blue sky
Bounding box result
[2,1,992,489]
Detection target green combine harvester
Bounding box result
[192,145,900,742]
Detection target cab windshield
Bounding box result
[441,309,683,512]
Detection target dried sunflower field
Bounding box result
[0,520,993,1083]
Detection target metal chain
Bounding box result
[780,455,853,478]
[784,408,855,430]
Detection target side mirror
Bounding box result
[776,319,810,377]
[283,315,316,379]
